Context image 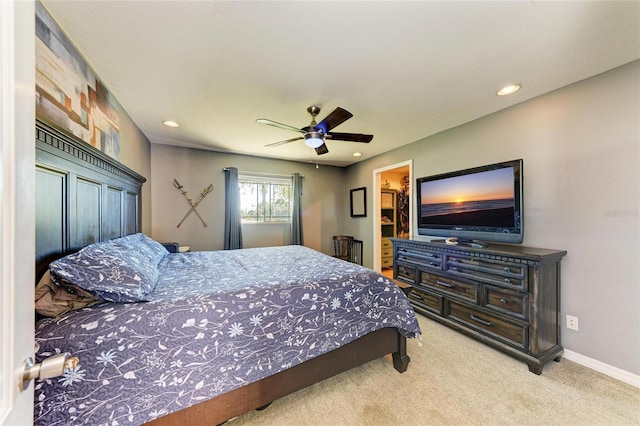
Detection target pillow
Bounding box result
[49,236,160,303]
[112,233,169,266]
[35,270,100,317]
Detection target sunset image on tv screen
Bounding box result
[420,167,515,228]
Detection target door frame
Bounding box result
[371,160,413,272]
[1,1,35,423]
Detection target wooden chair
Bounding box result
[332,236,354,262]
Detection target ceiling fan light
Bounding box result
[304,132,324,148]
[305,137,324,149]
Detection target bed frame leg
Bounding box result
[392,334,410,373]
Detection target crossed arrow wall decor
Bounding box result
[173,179,213,228]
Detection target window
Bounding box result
[239,174,292,223]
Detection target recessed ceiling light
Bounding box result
[163,120,180,128]
[353,152,362,157]
[496,84,521,96]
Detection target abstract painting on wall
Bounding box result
[35,2,120,160]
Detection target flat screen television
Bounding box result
[416,159,523,245]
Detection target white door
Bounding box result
[1,1,36,424]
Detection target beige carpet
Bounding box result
[230,315,640,426]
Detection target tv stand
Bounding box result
[391,238,566,374]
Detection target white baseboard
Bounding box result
[563,349,640,388]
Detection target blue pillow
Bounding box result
[111,233,169,266]
[49,234,165,303]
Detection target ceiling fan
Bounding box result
[257,106,373,155]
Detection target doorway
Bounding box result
[372,160,413,276]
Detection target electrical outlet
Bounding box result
[566,314,579,331]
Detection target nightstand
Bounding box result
[161,242,179,253]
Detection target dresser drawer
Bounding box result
[397,246,443,270]
[381,257,393,267]
[396,264,417,283]
[381,247,393,258]
[381,238,393,249]
[447,301,528,350]
[408,286,443,315]
[420,271,478,303]
[445,253,527,291]
[484,286,528,320]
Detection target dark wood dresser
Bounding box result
[391,238,566,374]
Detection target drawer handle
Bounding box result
[504,278,511,283]
[436,280,454,288]
[499,298,508,304]
[451,267,459,272]
[470,314,493,327]
[503,267,511,273]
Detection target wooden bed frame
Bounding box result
[34,119,411,425]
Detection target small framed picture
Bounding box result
[350,187,367,217]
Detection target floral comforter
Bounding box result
[34,245,420,425]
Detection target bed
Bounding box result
[34,120,421,425]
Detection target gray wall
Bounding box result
[119,109,152,235]
[150,144,346,254]
[342,61,640,376]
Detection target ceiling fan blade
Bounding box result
[326,132,373,143]
[256,118,304,133]
[316,107,353,133]
[265,136,303,147]
[315,143,329,155]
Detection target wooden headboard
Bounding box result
[35,119,146,280]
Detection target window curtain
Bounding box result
[224,167,243,250]
[291,172,303,245]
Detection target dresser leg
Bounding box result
[527,363,543,375]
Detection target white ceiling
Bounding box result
[41,1,640,167]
